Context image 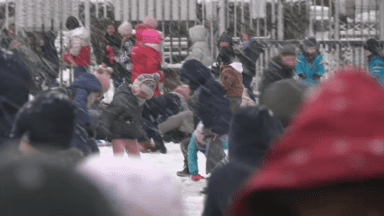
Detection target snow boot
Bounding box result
[177,165,191,177]
[139,140,156,153]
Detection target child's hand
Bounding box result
[192,174,205,181]
[195,130,205,145]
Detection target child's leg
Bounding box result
[205,135,227,174]
[112,139,126,156]
[124,139,141,158]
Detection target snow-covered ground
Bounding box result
[99,143,209,216]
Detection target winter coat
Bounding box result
[229,67,384,216]
[259,55,296,95]
[102,33,121,68]
[237,38,265,77]
[203,106,283,216]
[66,27,91,66]
[0,48,30,146]
[181,60,232,135]
[70,73,103,128]
[39,32,60,78]
[131,45,164,96]
[295,52,325,85]
[220,64,244,97]
[184,25,214,67]
[368,55,384,84]
[118,36,135,72]
[97,83,146,140]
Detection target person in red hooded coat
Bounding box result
[135,16,158,46]
[131,29,164,96]
[228,65,384,216]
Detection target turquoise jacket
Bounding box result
[368,55,384,84]
[295,53,325,85]
[188,131,229,175]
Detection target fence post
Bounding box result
[5,0,8,29]
[277,0,284,40]
[380,0,384,40]
[219,0,226,35]
[85,0,90,30]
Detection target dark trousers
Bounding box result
[74,66,88,81]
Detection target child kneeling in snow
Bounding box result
[188,122,228,181]
[97,73,160,158]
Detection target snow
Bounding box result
[99,142,210,216]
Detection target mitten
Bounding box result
[63,52,73,65]
[192,174,205,181]
[107,52,115,64]
[106,45,113,53]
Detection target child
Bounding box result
[98,73,160,158]
[219,46,244,113]
[131,29,164,96]
[295,37,325,85]
[364,38,384,84]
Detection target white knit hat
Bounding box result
[77,156,184,216]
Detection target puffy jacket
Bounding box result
[97,83,146,140]
[184,25,214,67]
[67,27,91,66]
[237,38,265,77]
[131,45,164,96]
[295,52,325,85]
[368,55,384,84]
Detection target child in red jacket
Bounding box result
[131,29,164,96]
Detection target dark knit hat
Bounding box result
[364,38,382,55]
[229,106,283,164]
[0,155,116,216]
[217,30,233,47]
[303,37,318,48]
[65,16,80,30]
[260,79,311,128]
[11,91,76,150]
[279,44,296,56]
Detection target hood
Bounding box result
[229,62,243,73]
[188,25,206,43]
[71,73,103,93]
[228,106,283,166]
[230,66,384,215]
[180,59,212,89]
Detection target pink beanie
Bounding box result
[118,21,132,37]
[93,66,113,93]
[143,16,158,28]
[142,29,164,44]
[173,84,190,101]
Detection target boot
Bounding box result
[177,165,191,177]
[139,140,156,153]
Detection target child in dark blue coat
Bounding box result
[295,37,324,85]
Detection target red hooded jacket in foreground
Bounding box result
[229,66,384,215]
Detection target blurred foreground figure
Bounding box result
[78,156,184,216]
[229,66,384,215]
[0,155,116,216]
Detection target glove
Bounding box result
[107,52,115,64]
[63,52,74,65]
[106,45,113,53]
[192,174,205,181]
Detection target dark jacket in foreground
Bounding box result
[203,106,283,216]
[97,83,145,140]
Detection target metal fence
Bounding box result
[1,0,384,91]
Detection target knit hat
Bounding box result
[229,106,283,165]
[118,21,132,37]
[364,38,382,55]
[11,91,76,150]
[217,30,233,46]
[230,66,384,215]
[93,66,113,93]
[260,79,311,128]
[173,84,190,101]
[77,156,184,216]
[303,37,318,48]
[279,44,296,56]
[143,16,158,28]
[132,73,161,98]
[0,155,116,216]
[142,29,164,44]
